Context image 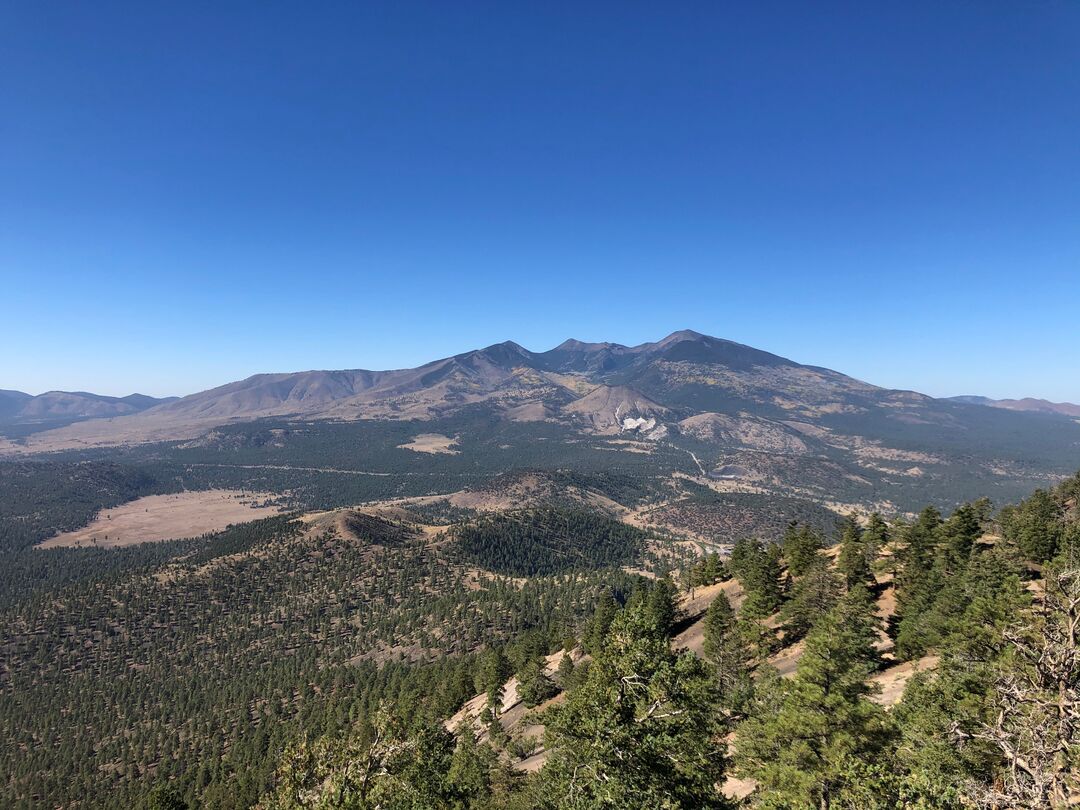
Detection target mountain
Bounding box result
[5,329,1080,515]
[6,330,876,440]
[948,395,1080,418]
[0,390,176,429]
[0,390,32,420]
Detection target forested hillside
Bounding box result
[248,474,1080,810]
[4,470,1075,807]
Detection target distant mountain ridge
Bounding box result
[6,330,845,441]
[0,390,175,425]
[947,395,1080,418]
[4,331,1080,477]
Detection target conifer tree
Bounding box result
[584,591,618,654]
[971,562,1080,808]
[1000,488,1063,562]
[781,556,843,641]
[891,554,1029,803]
[538,595,726,808]
[736,588,892,809]
[702,590,754,716]
[518,656,558,708]
[782,522,824,578]
[837,515,872,591]
[893,507,944,659]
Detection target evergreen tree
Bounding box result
[893,507,944,659]
[518,656,559,708]
[736,589,892,809]
[891,555,1029,803]
[259,708,458,810]
[143,784,187,810]
[734,540,783,618]
[555,653,574,686]
[447,723,500,805]
[837,516,872,591]
[688,552,726,587]
[538,596,726,808]
[782,522,824,578]
[477,648,512,709]
[702,590,754,716]
[584,591,618,654]
[780,557,842,641]
[861,512,889,562]
[1001,488,1063,562]
[970,562,1080,807]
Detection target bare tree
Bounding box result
[972,563,1079,808]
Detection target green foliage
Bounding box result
[6,445,1080,809]
[259,707,465,809]
[702,590,754,715]
[781,522,824,578]
[968,562,1080,807]
[450,508,647,577]
[730,537,783,617]
[780,556,843,641]
[143,783,187,810]
[0,511,633,808]
[1001,487,1063,561]
[736,587,892,808]
[555,653,575,686]
[477,648,513,707]
[538,594,726,808]
[892,507,944,659]
[861,512,889,563]
[687,551,726,587]
[836,515,872,591]
[583,591,618,654]
[517,657,559,708]
[891,558,1030,800]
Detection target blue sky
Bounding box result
[2,2,1078,400]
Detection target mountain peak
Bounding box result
[461,340,535,369]
[551,338,618,352]
[656,329,709,346]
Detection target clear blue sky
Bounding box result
[2,2,1078,400]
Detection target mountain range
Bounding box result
[3,329,1079,514]
[1,329,934,448]
[3,330,1079,448]
[946,395,1080,418]
[0,389,174,426]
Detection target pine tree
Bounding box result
[144,783,187,810]
[477,647,512,709]
[447,723,498,804]
[1001,488,1063,562]
[893,507,944,659]
[782,522,824,578]
[555,653,574,686]
[862,512,889,561]
[837,515,872,591]
[891,554,1029,803]
[584,591,618,654]
[736,588,892,809]
[518,656,558,708]
[735,540,783,618]
[781,557,843,641]
[538,595,726,808]
[702,590,754,715]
